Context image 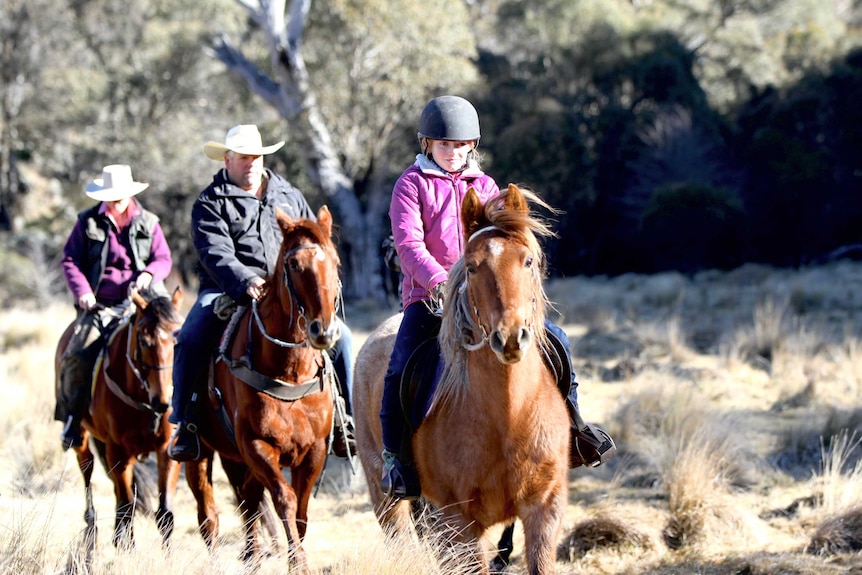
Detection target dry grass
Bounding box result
[5,262,862,573]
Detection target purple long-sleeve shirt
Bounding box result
[62,199,172,303]
[389,154,499,309]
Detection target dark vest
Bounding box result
[78,203,161,293]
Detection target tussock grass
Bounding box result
[7,263,862,573]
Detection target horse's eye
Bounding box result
[466,263,477,275]
[524,256,533,268]
[288,258,300,271]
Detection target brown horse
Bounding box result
[184,206,342,573]
[354,184,569,575]
[55,287,184,561]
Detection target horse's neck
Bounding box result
[104,323,138,393]
[248,299,318,378]
[465,346,550,405]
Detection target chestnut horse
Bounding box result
[184,206,342,573]
[55,287,184,561]
[354,184,569,575]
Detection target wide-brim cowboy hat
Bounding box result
[85,164,149,202]
[203,124,285,160]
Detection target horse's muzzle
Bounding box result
[489,326,531,364]
[307,319,341,350]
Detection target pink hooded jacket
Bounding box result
[389,154,500,309]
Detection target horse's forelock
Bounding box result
[140,295,182,332]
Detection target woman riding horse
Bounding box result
[56,164,172,451]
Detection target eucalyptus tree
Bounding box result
[208,0,479,299]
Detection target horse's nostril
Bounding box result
[518,327,531,349]
[308,321,322,338]
[490,331,505,353]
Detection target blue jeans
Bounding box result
[380,303,441,452]
[545,320,579,407]
[170,289,226,424]
[170,289,356,424]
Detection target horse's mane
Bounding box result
[135,293,182,345]
[137,293,182,329]
[435,187,555,409]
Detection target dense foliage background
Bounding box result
[2,0,861,304]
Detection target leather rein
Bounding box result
[220,242,338,402]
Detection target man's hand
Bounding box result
[77,292,97,311]
[246,276,266,301]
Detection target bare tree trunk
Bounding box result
[211,0,378,299]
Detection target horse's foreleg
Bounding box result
[244,443,308,574]
[520,490,566,575]
[155,450,180,546]
[107,449,137,550]
[237,476,265,566]
[289,448,326,542]
[74,438,97,566]
[185,452,219,549]
[435,509,489,575]
[490,521,517,572]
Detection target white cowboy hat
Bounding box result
[203,124,285,160]
[85,164,149,202]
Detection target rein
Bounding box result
[248,242,327,349]
[221,240,340,401]
[101,317,169,413]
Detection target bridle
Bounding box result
[102,310,175,414]
[458,226,539,351]
[250,241,342,349]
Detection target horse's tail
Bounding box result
[92,438,156,517]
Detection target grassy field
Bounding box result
[3,261,862,574]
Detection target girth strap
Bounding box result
[219,351,327,402]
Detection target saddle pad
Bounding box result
[400,337,443,431]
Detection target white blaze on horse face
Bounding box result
[487,238,504,258]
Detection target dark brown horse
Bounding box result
[354,184,569,574]
[184,206,342,574]
[55,287,184,561]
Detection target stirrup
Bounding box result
[332,419,356,458]
[167,423,201,462]
[380,450,420,500]
[61,416,84,451]
[570,423,616,468]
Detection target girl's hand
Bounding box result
[134,271,153,291]
[77,293,97,311]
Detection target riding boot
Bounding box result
[168,391,201,462]
[58,352,92,451]
[380,448,421,500]
[331,383,356,458]
[568,398,617,468]
[544,321,617,468]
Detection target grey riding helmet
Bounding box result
[417,96,481,142]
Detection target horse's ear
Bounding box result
[275,208,294,233]
[504,183,529,214]
[316,205,333,237]
[171,285,183,308]
[461,187,484,239]
[130,287,148,310]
